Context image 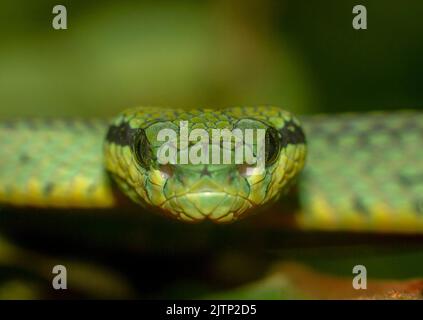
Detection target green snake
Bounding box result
[0,106,422,233]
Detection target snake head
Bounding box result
[104,107,307,223]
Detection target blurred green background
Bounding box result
[0,0,423,299]
[1,0,422,119]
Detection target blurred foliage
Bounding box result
[0,0,422,118]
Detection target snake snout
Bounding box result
[187,176,223,193]
[167,191,247,223]
[160,164,251,223]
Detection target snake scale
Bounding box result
[0,106,422,233]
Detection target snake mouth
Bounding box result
[159,192,253,223]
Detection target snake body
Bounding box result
[0,107,422,232]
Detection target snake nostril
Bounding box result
[237,164,251,177]
[159,164,174,179]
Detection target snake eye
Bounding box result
[265,127,280,165]
[133,129,153,169]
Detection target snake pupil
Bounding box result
[265,127,280,165]
[133,129,152,169]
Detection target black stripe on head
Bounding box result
[279,120,306,148]
[106,121,140,146]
